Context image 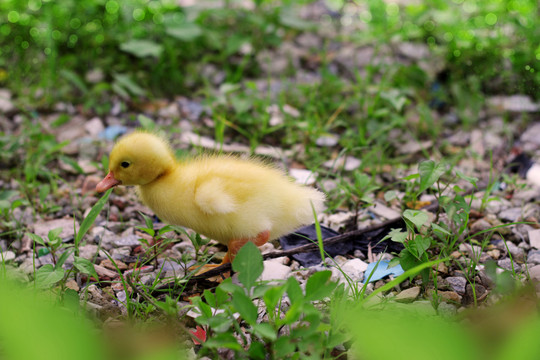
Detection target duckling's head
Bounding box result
[96,132,176,192]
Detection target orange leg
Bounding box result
[193,230,270,275]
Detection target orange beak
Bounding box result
[96,171,121,193]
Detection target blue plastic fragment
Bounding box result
[363,261,404,283]
[99,125,127,140]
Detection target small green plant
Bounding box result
[136,212,178,268]
[191,242,343,359]
[384,160,478,283]
[25,188,112,289]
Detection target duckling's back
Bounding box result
[180,156,325,242]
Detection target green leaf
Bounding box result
[75,189,112,248]
[207,315,233,333]
[59,69,88,93]
[252,323,277,341]
[203,289,216,308]
[113,74,146,97]
[273,336,296,358]
[399,248,423,271]
[73,256,100,280]
[305,270,336,301]
[414,235,431,258]
[157,225,174,236]
[248,341,266,360]
[403,173,419,181]
[119,39,163,58]
[280,301,303,327]
[39,184,50,204]
[418,160,446,194]
[231,290,258,325]
[165,22,202,41]
[382,228,408,243]
[384,190,398,202]
[55,249,73,270]
[263,284,286,315]
[48,227,63,242]
[138,114,155,131]
[232,242,263,289]
[403,209,429,230]
[0,190,18,201]
[139,211,154,233]
[286,276,303,304]
[431,223,451,236]
[203,333,242,351]
[27,233,46,246]
[279,10,315,30]
[37,248,50,257]
[455,168,478,188]
[35,264,64,289]
[219,278,244,295]
[214,285,228,307]
[192,296,212,320]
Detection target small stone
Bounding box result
[340,259,369,282]
[436,262,448,274]
[79,244,99,260]
[497,258,521,272]
[86,68,104,83]
[527,250,540,264]
[65,279,79,292]
[282,104,300,118]
[529,265,540,281]
[113,234,141,248]
[367,202,401,220]
[395,286,421,303]
[437,290,462,304]
[458,244,482,262]
[324,212,355,231]
[94,264,119,279]
[487,249,501,260]
[0,89,15,113]
[397,140,433,155]
[470,129,484,157]
[498,207,523,222]
[490,95,539,113]
[470,219,493,234]
[289,168,317,186]
[505,242,525,262]
[464,284,488,304]
[353,250,366,260]
[82,176,101,195]
[323,156,361,171]
[260,260,291,282]
[158,259,185,275]
[445,276,467,295]
[100,259,128,271]
[315,134,339,147]
[85,117,105,137]
[0,251,15,262]
[528,229,540,249]
[33,218,79,240]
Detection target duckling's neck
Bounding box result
[137,163,194,222]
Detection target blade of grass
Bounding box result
[311,201,325,265]
[74,188,112,255]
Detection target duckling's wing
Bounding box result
[194,178,239,214]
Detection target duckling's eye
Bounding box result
[121,161,130,168]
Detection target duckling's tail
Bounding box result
[294,187,326,225]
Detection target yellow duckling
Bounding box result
[96,131,325,273]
